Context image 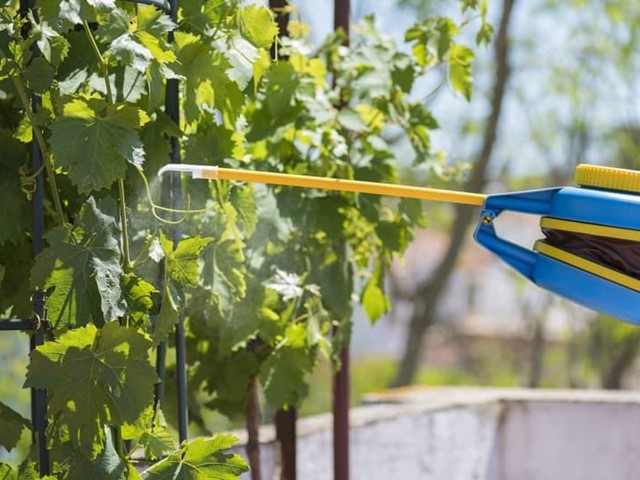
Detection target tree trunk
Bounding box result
[602,336,640,389]
[276,408,297,480]
[527,316,545,388]
[393,0,517,387]
[246,377,262,480]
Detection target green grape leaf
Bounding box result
[217,34,259,89]
[230,184,258,238]
[435,18,458,60]
[179,1,236,36]
[0,461,52,480]
[199,200,247,313]
[308,251,353,321]
[399,197,427,227]
[173,32,243,124]
[140,112,181,176]
[54,428,139,480]
[476,21,493,45]
[27,12,62,64]
[375,219,410,253]
[24,322,157,458]
[122,273,156,328]
[30,197,126,328]
[50,95,149,192]
[239,5,278,49]
[38,0,114,33]
[145,435,248,479]
[247,63,301,141]
[152,234,212,344]
[391,53,415,93]
[16,461,46,480]
[0,8,17,35]
[0,402,30,452]
[99,6,175,72]
[215,283,264,355]
[250,184,292,244]
[360,262,390,323]
[260,323,313,408]
[337,108,368,133]
[0,463,17,480]
[122,408,176,461]
[87,0,116,8]
[173,32,217,123]
[185,124,242,164]
[161,234,214,288]
[449,44,474,100]
[195,349,260,418]
[22,57,56,93]
[38,0,82,30]
[152,283,179,346]
[265,62,299,121]
[138,427,177,462]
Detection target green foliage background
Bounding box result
[0,0,488,477]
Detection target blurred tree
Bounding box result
[586,315,640,389]
[394,0,517,386]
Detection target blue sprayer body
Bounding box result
[474,185,640,324]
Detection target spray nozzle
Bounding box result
[157,164,219,180]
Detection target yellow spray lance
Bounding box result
[157,164,486,206]
[158,163,640,325]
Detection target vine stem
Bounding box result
[82,20,114,102]
[12,77,66,225]
[83,20,132,270]
[118,178,132,271]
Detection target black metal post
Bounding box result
[162,0,189,443]
[153,315,167,411]
[0,320,37,331]
[31,292,50,476]
[174,317,188,442]
[19,0,51,475]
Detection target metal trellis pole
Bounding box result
[19,0,51,475]
[163,0,189,443]
[333,1,351,480]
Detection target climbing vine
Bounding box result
[0,0,488,477]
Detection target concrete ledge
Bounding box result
[234,387,640,480]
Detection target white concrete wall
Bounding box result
[234,387,640,480]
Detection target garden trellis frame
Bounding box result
[8,0,187,476]
[6,1,354,479]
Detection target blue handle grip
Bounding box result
[473,188,560,280]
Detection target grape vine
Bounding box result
[0,0,489,478]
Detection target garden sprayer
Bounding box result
[158,163,640,325]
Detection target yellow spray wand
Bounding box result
[157,164,486,207]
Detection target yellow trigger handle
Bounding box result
[157,165,487,207]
